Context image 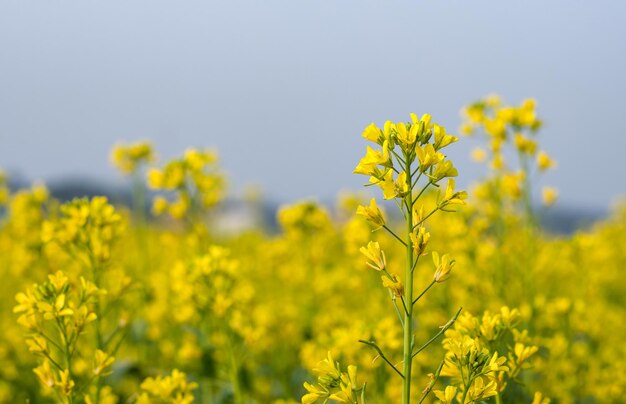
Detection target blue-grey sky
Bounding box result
[1,1,625,210]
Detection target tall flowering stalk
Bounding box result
[354,114,466,403]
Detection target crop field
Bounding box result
[1,97,625,404]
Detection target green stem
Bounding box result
[460,374,474,404]
[402,157,415,404]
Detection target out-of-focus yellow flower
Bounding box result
[514,133,537,155]
[542,187,558,206]
[532,391,551,404]
[33,360,56,389]
[93,350,115,376]
[138,369,197,404]
[110,141,154,175]
[471,147,487,162]
[537,151,556,171]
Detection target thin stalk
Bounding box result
[460,374,474,404]
[412,307,462,359]
[358,340,404,379]
[412,280,436,306]
[412,180,432,205]
[389,291,404,327]
[383,225,407,247]
[412,207,440,231]
[417,360,445,404]
[399,297,410,316]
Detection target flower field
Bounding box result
[1,97,625,403]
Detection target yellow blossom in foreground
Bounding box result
[359,241,386,271]
[362,122,383,143]
[382,274,404,297]
[433,251,455,283]
[356,198,385,229]
[434,385,457,404]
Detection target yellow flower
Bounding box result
[394,171,409,198]
[433,251,455,283]
[382,274,404,297]
[431,160,458,181]
[359,241,386,271]
[312,352,342,386]
[502,171,525,199]
[487,352,509,373]
[410,226,430,256]
[514,133,537,155]
[26,336,48,354]
[56,369,75,396]
[467,376,498,401]
[532,391,551,404]
[362,122,383,143]
[442,179,467,206]
[302,382,328,403]
[433,124,458,150]
[542,187,558,206]
[513,343,539,364]
[110,141,154,175]
[356,198,385,229]
[93,349,115,376]
[415,144,444,171]
[353,143,389,176]
[434,385,457,404]
[471,147,487,162]
[395,122,418,148]
[152,196,169,215]
[537,151,555,171]
[33,360,56,389]
[369,169,396,200]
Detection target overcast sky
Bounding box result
[1,1,625,210]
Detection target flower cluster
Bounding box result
[110,141,155,175]
[41,196,125,264]
[437,307,541,403]
[136,369,198,404]
[302,352,365,404]
[342,114,467,403]
[148,148,225,220]
[13,271,112,402]
[461,95,557,212]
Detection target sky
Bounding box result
[1,1,625,210]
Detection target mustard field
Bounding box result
[1,96,624,403]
